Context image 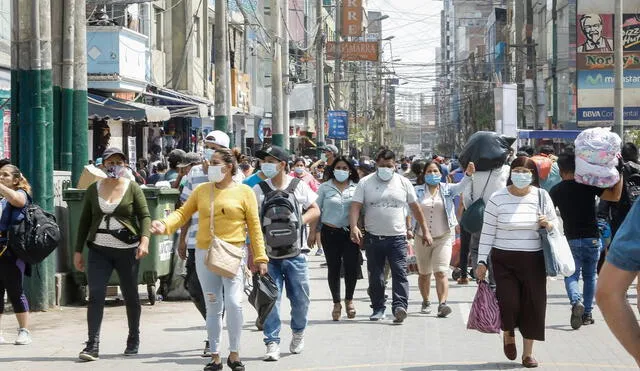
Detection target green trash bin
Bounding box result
[63,187,180,305]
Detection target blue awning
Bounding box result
[518,130,582,140]
[88,93,170,122]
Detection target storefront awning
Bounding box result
[88,93,170,122]
[143,87,212,118]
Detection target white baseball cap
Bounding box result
[204,130,230,149]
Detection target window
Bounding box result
[194,16,201,58]
[0,0,9,42]
[154,7,163,51]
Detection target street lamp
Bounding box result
[383,35,395,41]
[370,14,390,23]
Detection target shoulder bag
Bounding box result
[537,189,575,277]
[460,170,492,233]
[205,183,244,278]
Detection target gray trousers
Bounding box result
[469,231,496,287]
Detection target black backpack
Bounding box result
[619,162,640,215]
[259,178,303,259]
[8,197,61,265]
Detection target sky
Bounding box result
[366,0,443,102]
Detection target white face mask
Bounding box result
[261,163,279,179]
[207,165,225,183]
[377,167,395,181]
[203,148,215,161]
[294,166,305,175]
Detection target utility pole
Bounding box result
[214,0,230,133]
[271,0,284,147]
[73,0,88,186]
[334,0,342,111]
[61,0,75,171]
[525,0,538,130]
[614,0,624,139]
[12,0,56,310]
[552,0,558,129]
[282,0,290,151]
[315,0,325,152]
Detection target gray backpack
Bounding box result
[259,179,304,259]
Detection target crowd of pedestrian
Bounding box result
[1,129,639,370]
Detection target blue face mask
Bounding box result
[334,169,349,182]
[377,167,394,181]
[261,163,279,179]
[424,173,441,185]
[511,172,533,189]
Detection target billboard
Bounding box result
[326,41,379,61]
[342,0,363,37]
[327,110,349,140]
[576,2,640,127]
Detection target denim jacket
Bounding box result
[316,180,357,229]
[414,175,471,230]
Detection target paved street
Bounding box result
[1,255,638,371]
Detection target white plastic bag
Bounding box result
[574,127,621,165]
[575,157,620,188]
[547,226,575,277]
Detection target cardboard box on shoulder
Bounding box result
[76,165,107,189]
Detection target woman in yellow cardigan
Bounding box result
[151,148,268,371]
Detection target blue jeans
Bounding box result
[564,238,602,314]
[263,255,310,345]
[365,233,409,313]
[195,248,244,353]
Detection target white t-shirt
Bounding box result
[253,175,318,215]
[353,172,418,236]
[462,165,510,208]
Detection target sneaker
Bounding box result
[14,328,31,345]
[393,307,407,324]
[204,361,223,371]
[437,303,452,318]
[369,309,386,321]
[582,313,595,325]
[264,342,280,361]
[124,334,139,356]
[301,247,311,254]
[79,341,99,361]
[571,301,585,330]
[315,247,325,256]
[290,332,304,354]
[420,301,432,314]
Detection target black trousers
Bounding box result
[321,225,360,303]
[87,244,141,341]
[185,249,206,319]
[0,253,29,314]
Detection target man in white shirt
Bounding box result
[349,149,432,323]
[252,146,320,362]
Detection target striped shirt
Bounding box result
[478,187,556,263]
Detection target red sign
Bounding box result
[342,0,363,37]
[326,41,379,62]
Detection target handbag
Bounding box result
[205,184,244,278]
[246,273,279,328]
[406,239,420,276]
[467,281,501,334]
[537,189,575,277]
[460,170,492,233]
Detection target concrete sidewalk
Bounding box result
[1,255,638,371]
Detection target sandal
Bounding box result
[503,331,517,361]
[345,300,356,319]
[522,356,539,368]
[332,303,342,321]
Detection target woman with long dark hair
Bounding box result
[476,156,556,368]
[309,156,361,320]
[0,164,33,345]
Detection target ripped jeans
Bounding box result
[195,248,244,354]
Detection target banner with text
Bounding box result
[576,2,640,127]
[326,41,379,61]
[327,110,349,140]
[342,0,363,37]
